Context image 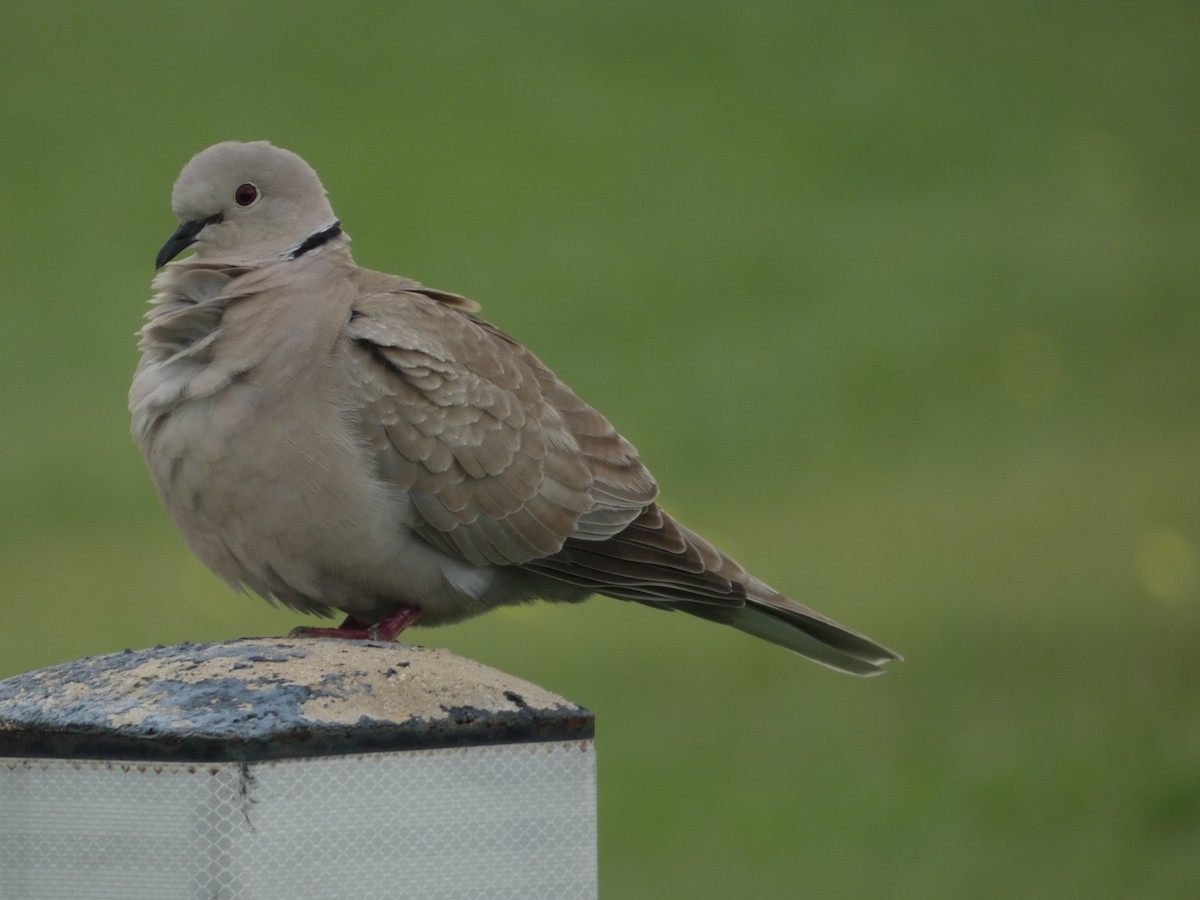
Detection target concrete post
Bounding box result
[0,638,596,900]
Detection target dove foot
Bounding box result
[290,607,423,642]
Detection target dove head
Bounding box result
[156,141,342,268]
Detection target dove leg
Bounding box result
[289,607,423,641]
[368,606,424,640]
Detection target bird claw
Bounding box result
[289,607,422,642]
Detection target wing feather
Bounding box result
[344,278,656,566]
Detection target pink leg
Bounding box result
[368,606,424,641]
[289,606,423,642]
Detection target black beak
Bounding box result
[155,213,223,269]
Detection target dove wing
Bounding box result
[345,279,657,568]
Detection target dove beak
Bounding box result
[156,213,223,269]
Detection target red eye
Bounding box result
[234,183,259,207]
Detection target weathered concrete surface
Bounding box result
[0,638,592,762]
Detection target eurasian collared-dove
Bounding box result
[130,141,899,675]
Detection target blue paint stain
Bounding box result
[0,641,325,739]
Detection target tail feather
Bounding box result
[682,583,901,676]
[528,503,900,675]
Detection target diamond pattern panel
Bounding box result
[0,741,597,899]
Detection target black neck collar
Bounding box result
[288,220,343,260]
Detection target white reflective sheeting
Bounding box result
[0,741,597,900]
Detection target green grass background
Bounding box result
[2,2,1198,896]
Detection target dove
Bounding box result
[130,141,899,675]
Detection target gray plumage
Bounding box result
[131,141,899,676]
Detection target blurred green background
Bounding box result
[2,2,1197,896]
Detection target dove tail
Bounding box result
[678,580,901,676]
[527,503,900,675]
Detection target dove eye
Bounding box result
[234,183,260,207]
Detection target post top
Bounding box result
[0,638,592,762]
